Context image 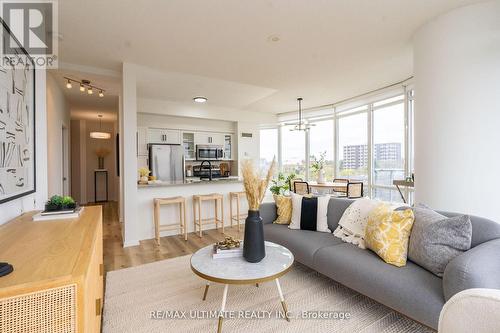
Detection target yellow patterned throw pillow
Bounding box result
[364,204,415,267]
[273,195,292,225]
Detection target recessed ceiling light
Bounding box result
[267,35,280,42]
[193,96,207,103]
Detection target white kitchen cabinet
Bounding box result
[194,132,225,145]
[148,128,181,144]
[137,126,148,156]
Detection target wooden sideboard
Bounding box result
[0,206,103,333]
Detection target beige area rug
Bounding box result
[103,255,435,333]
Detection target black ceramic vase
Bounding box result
[243,210,266,263]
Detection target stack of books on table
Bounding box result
[33,207,84,221]
[212,242,243,259]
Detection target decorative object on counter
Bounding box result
[138,167,150,184]
[0,262,14,277]
[212,236,243,259]
[95,147,110,169]
[219,162,230,177]
[44,195,77,212]
[241,157,276,263]
[269,172,296,195]
[33,195,83,221]
[311,151,327,184]
[186,165,193,177]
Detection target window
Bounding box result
[373,100,405,186]
[309,119,334,180]
[259,128,278,170]
[337,111,368,184]
[281,125,306,178]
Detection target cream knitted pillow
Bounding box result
[333,198,381,249]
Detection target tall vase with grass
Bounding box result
[241,157,276,263]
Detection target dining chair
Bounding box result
[293,181,310,195]
[288,178,303,193]
[332,178,349,196]
[347,182,364,198]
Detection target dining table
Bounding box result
[307,181,348,193]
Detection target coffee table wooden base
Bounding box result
[202,278,289,333]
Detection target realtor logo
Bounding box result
[1,0,58,68]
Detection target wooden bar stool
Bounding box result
[193,193,224,238]
[153,196,187,245]
[229,191,247,232]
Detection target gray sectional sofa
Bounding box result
[260,197,500,329]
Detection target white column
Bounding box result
[121,63,139,246]
[413,1,500,221]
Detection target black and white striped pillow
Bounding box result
[289,193,330,232]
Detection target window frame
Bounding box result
[263,86,414,203]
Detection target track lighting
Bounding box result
[64,77,106,98]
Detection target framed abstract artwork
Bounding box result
[0,19,36,204]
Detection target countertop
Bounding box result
[138,176,242,188]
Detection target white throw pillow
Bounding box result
[289,193,330,233]
[333,197,381,249]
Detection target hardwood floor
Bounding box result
[100,201,244,272]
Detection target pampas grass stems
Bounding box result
[241,157,276,210]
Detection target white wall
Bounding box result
[46,72,71,197]
[121,63,139,246]
[237,121,260,163]
[0,70,48,225]
[414,1,500,221]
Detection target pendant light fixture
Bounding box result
[286,97,315,131]
[90,115,111,139]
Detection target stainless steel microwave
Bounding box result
[196,145,224,160]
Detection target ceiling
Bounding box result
[57,0,484,114]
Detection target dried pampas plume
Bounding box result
[241,157,276,210]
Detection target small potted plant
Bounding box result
[138,167,150,184]
[270,172,297,195]
[311,151,327,184]
[45,195,77,212]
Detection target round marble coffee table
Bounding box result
[190,241,294,333]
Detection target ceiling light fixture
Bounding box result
[193,96,207,103]
[89,115,111,139]
[65,77,105,98]
[286,97,315,132]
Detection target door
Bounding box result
[61,125,70,196]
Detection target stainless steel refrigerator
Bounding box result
[148,144,185,182]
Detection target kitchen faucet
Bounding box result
[200,160,213,181]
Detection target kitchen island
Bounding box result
[136,177,246,242]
